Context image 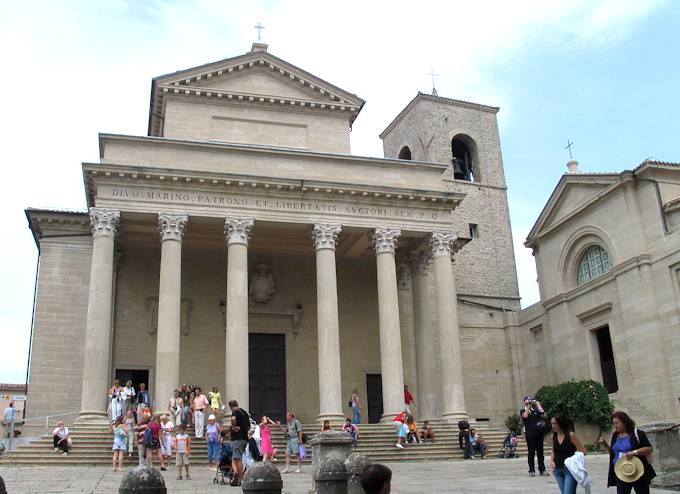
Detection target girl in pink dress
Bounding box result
[259,416,276,461]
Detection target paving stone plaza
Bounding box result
[0,456,676,493]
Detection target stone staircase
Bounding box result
[0,422,526,466]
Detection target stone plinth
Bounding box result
[344,453,372,494]
[118,466,167,493]
[312,431,353,493]
[639,422,680,489]
[242,461,283,494]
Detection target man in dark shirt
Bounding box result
[520,395,548,477]
[229,399,250,486]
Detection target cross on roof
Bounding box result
[427,69,439,97]
[254,22,265,42]
[564,139,575,159]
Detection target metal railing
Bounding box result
[19,411,80,436]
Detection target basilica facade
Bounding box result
[25,42,679,428]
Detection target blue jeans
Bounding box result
[352,405,361,424]
[207,439,220,463]
[553,467,577,494]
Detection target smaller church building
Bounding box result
[23,42,680,428]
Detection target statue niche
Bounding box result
[249,263,275,304]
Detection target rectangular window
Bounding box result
[595,325,618,393]
[469,223,479,238]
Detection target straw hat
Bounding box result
[614,455,644,483]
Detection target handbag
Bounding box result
[348,399,353,407]
[298,443,307,459]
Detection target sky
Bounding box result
[1,0,678,383]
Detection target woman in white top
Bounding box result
[121,380,136,416]
[108,379,123,422]
[159,414,174,465]
[168,390,183,426]
[52,421,70,455]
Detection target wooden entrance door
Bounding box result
[248,333,286,422]
[366,373,383,423]
[114,369,150,396]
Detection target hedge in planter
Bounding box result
[535,380,614,432]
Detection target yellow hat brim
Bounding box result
[614,455,644,483]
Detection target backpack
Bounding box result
[142,427,153,447]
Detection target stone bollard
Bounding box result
[0,475,6,494]
[345,453,372,494]
[311,431,353,494]
[639,422,680,489]
[241,461,283,494]
[118,466,167,494]
[315,456,349,494]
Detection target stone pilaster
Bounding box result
[371,228,405,420]
[77,208,120,423]
[410,251,441,420]
[155,212,188,413]
[430,231,468,422]
[312,224,344,422]
[224,217,254,410]
[397,261,418,403]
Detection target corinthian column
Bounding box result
[155,212,188,412]
[430,231,468,421]
[410,251,441,421]
[312,224,344,422]
[371,228,405,421]
[224,217,254,410]
[77,208,120,423]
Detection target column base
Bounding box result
[441,411,469,423]
[316,412,346,424]
[74,410,110,425]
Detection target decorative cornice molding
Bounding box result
[312,223,342,251]
[371,228,401,255]
[430,231,456,258]
[158,212,188,242]
[89,208,120,238]
[396,261,412,290]
[409,251,431,275]
[224,217,254,246]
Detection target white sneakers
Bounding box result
[295,468,302,474]
[395,443,404,449]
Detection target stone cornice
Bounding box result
[83,160,463,211]
[24,208,91,250]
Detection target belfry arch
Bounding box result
[451,134,477,182]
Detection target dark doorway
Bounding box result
[595,326,619,393]
[366,374,383,424]
[115,369,150,394]
[249,333,286,422]
[398,146,412,160]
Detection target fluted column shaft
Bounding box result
[78,208,120,423]
[312,224,344,422]
[411,252,441,421]
[224,218,254,411]
[372,228,405,421]
[397,262,418,398]
[155,213,188,412]
[431,232,468,421]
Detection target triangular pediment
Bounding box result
[149,46,364,136]
[526,174,620,245]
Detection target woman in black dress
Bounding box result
[598,411,655,494]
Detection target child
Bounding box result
[174,424,191,480]
[124,409,136,459]
[420,420,435,442]
[320,420,332,432]
[342,418,358,446]
[259,415,276,462]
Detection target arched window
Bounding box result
[398,146,412,160]
[577,245,612,285]
[451,136,475,181]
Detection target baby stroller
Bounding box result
[498,432,518,458]
[213,442,235,485]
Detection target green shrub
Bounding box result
[505,414,523,435]
[535,380,614,432]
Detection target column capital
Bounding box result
[89,208,120,238]
[224,217,254,246]
[409,251,431,275]
[430,231,456,258]
[396,261,412,290]
[158,212,188,242]
[312,223,342,251]
[371,227,401,255]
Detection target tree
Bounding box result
[535,380,614,431]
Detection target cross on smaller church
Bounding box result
[427,69,439,97]
[564,139,575,159]
[254,22,265,41]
